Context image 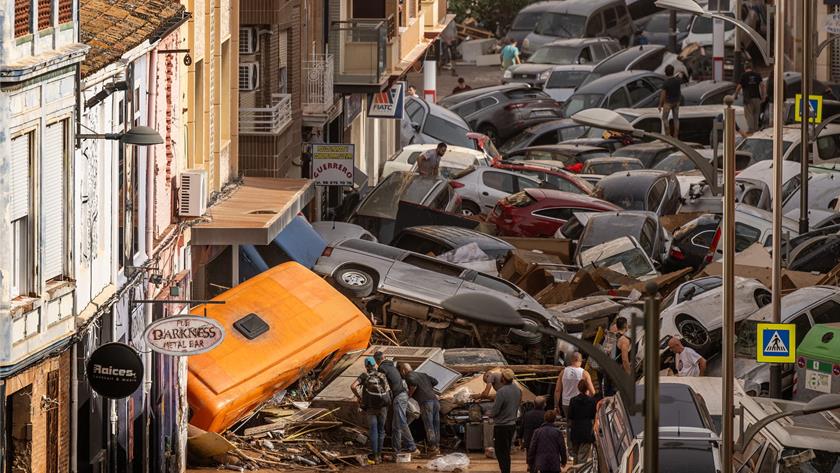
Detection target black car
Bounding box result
[788,233,840,273]
[390,225,514,263]
[663,213,721,272]
[499,119,588,154]
[610,141,683,168]
[442,85,563,144]
[579,45,673,87]
[594,170,681,216]
[575,210,668,263]
[680,80,738,106]
[562,70,665,118]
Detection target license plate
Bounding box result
[805,369,832,394]
[532,110,557,118]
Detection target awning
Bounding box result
[191,177,315,246]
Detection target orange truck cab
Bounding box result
[187,262,372,432]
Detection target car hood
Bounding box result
[524,33,564,54]
[508,63,556,75]
[707,356,768,394]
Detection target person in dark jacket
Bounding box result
[491,369,521,473]
[567,379,597,464]
[521,396,547,472]
[527,410,568,473]
[374,351,418,456]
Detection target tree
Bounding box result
[448,0,533,37]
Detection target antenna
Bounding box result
[677,408,682,437]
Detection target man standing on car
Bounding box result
[351,357,390,464]
[416,142,445,177]
[659,65,682,138]
[668,337,707,377]
[734,63,765,132]
[374,351,419,457]
[491,369,521,473]
[399,363,441,456]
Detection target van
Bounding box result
[187,262,372,432]
[522,0,635,56]
[616,105,748,146]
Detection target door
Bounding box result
[479,170,517,210]
[352,0,385,18]
[42,121,66,283]
[387,254,465,301]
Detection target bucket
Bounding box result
[396,453,412,463]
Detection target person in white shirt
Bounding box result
[668,338,706,377]
[554,352,595,417]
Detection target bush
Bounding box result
[449,0,534,36]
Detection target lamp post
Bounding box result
[570,108,723,195]
[800,1,813,235]
[76,125,165,147]
[736,394,840,452]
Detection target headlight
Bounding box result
[539,70,551,81]
[503,69,512,79]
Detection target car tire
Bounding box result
[754,289,771,308]
[460,200,481,217]
[674,314,711,356]
[509,316,543,346]
[333,267,375,298]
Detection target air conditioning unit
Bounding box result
[239,27,258,55]
[178,169,208,217]
[239,63,259,91]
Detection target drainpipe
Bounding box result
[144,47,159,473]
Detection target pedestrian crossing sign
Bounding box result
[756,323,796,363]
[794,94,823,124]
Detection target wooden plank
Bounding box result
[447,364,564,376]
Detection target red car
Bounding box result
[492,160,595,195]
[488,188,621,238]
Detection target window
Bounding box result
[534,207,574,221]
[626,444,639,473]
[647,179,666,212]
[757,445,777,473]
[471,273,520,297]
[604,8,618,28]
[405,99,425,123]
[482,171,516,193]
[790,313,811,346]
[453,99,483,117]
[560,126,585,140]
[422,116,473,148]
[591,44,606,60]
[10,133,33,297]
[781,175,801,202]
[578,47,592,64]
[810,300,840,325]
[586,14,604,36]
[734,223,761,251]
[58,0,71,23]
[531,131,559,146]
[15,0,31,37]
[634,50,666,71]
[817,134,840,161]
[42,120,67,282]
[391,233,448,256]
[627,79,657,104]
[639,219,656,256]
[736,433,765,473]
[608,88,631,109]
[38,0,51,29]
[516,175,540,191]
[691,230,716,248]
[277,29,288,93]
[402,254,464,277]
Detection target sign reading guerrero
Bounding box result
[311,144,355,186]
[143,315,225,356]
[86,343,144,399]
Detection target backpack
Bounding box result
[362,372,391,409]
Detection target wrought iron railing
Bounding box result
[303,53,335,115]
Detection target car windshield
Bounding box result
[529,46,581,65]
[779,448,840,473]
[512,11,542,30]
[500,131,535,154]
[660,443,718,473]
[646,14,692,33]
[654,154,697,172]
[586,161,643,175]
[737,138,792,162]
[546,70,591,88]
[735,320,760,358]
[691,14,736,34]
[563,94,604,117]
[596,185,646,210]
[593,247,655,278]
[534,13,586,38]
[355,174,440,219]
[423,116,474,148]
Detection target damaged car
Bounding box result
[577,236,659,280]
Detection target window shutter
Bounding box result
[58,0,71,23]
[11,134,31,220]
[278,29,288,68]
[15,0,31,37]
[42,121,65,280]
[38,0,51,30]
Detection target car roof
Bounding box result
[616,104,742,120]
[408,95,471,124]
[502,161,566,172]
[400,143,485,159]
[518,119,583,134]
[523,188,617,207]
[749,286,840,323]
[538,0,623,16]
[586,156,643,164]
[547,64,596,73]
[592,45,665,74]
[739,394,840,452]
[399,225,513,248]
[598,169,670,186]
[575,70,664,94]
[681,80,736,99]
[627,383,710,435]
[526,144,606,153]
[517,0,561,14]
[544,38,613,48]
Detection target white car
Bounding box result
[659,276,771,357]
[736,123,840,164]
[541,64,595,102]
[380,144,490,182]
[450,166,543,216]
[681,10,737,49]
[577,236,659,280]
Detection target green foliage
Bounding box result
[448,0,535,35]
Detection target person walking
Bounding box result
[554,352,594,419]
[373,351,419,457]
[668,338,707,377]
[416,142,446,177]
[491,369,521,473]
[500,38,521,71]
[451,77,472,95]
[734,63,765,132]
[567,379,597,465]
[659,65,682,137]
[521,396,547,472]
[399,363,441,456]
[526,410,568,473]
[350,357,391,463]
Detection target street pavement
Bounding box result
[406,64,504,101]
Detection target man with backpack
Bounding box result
[351,357,391,463]
[374,351,419,457]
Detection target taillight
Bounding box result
[322,246,333,257]
[669,245,685,261]
[704,228,722,264]
[505,102,526,111]
[449,180,465,189]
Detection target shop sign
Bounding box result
[86,343,144,399]
[311,144,355,186]
[143,315,225,356]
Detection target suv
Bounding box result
[523,0,635,55]
[503,38,620,87]
[596,383,722,473]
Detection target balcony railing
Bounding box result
[329,17,393,87]
[303,53,335,115]
[239,93,292,135]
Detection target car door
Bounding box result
[627,78,658,106]
[479,169,518,210]
[386,253,466,302]
[607,87,632,109]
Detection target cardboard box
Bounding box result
[499,237,572,262]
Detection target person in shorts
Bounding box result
[659,65,682,137]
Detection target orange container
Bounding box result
[187,262,372,432]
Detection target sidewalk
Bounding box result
[405,64,504,101]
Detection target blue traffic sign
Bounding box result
[756,323,796,363]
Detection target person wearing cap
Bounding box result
[491,368,521,473]
[374,351,419,457]
[351,357,389,463]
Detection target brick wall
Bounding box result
[4,351,71,473]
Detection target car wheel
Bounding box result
[754,289,771,308]
[460,200,481,217]
[675,314,711,355]
[509,316,543,346]
[333,267,375,298]
[478,125,499,144]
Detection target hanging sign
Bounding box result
[143,315,225,356]
[86,342,144,399]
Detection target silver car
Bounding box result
[451,166,543,216]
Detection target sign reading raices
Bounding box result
[86,343,144,399]
[311,144,355,186]
[143,315,225,356]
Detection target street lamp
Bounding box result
[736,394,840,452]
[570,108,722,195]
[654,0,771,65]
[77,125,165,146]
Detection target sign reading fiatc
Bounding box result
[143,315,225,356]
[311,144,355,186]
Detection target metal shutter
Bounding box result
[11,134,30,220]
[42,121,65,280]
[832,6,840,82]
[278,29,288,68]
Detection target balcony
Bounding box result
[329,17,393,92]
[303,53,337,117]
[421,0,449,31]
[239,93,292,135]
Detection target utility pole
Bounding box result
[669,10,678,53]
[722,95,737,473]
[799,0,812,235]
[770,0,785,399]
[643,282,660,473]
